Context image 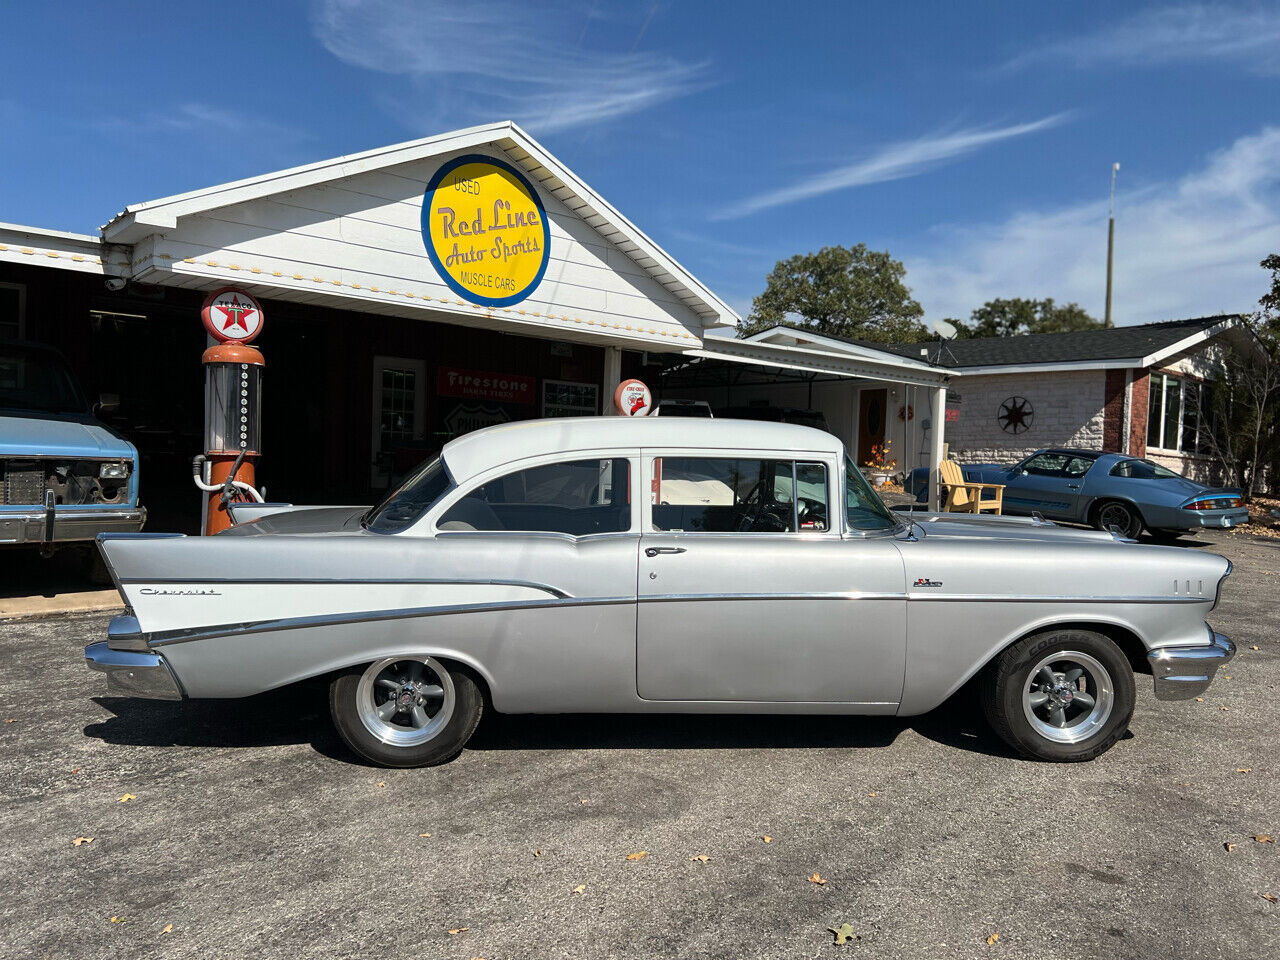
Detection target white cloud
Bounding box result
[310,0,710,134]
[903,126,1280,327]
[1005,3,1280,73]
[710,115,1071,221]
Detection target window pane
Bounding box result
[795,461,830,531]
[1147,375,1163,448]
[1023,453,1069,476]
[440,459,630,535]
[1163,377,1182,451]
[844,456,896,530]
[1181,381,1199,454]
[652,458,797,533]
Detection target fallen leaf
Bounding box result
[110,916,126,924]
[533,849,542,857]
[829,923,855,945]
[571,885,586,895]
[1237,767,1253,773]
[868,792,878,797]
[447,927,469,935]
[761,835,773,843]
[1220,706,1229,712]
[161,924,173,935]
[808,873,828,885]
[987,932,1000,945]
[1251,645,1260,651]
[1223,674,1232,679]
[4,718,15,723]
[1262,893,1278,904]
[73,837,94,846]
[689,855,710,863]
[72,768,81,774]
[578,798,589,804]
[118,794,136,803]
[625,851,648,861]
[377,781,386,788]
[1225,842,1237,852]
[1255,835,1274,844]
[1195,697,1205,702]
[418,833,432,838]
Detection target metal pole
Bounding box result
[1105,162,1119,328]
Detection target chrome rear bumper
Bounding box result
[1148,631,1235,701]
[85,642,183,700]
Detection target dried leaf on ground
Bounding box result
[1251,645,1260,651]
[447,927,469,935]
[418,832,432,838]
[1236,768,1253,773]
[1255,835,1274,843]
[829,923,856,945]
[71,768,81,774]
[625,851,648,861]
[571,885,586,895]
[808,873,827,885]
[533,849,542,857]
[690,855,710,863]
[4,718,15,723]
[987,932,1000,945]
[1262,893,1278,904]
[110,916,126,924]
[377,781,386,788]
[761,835,773,843]
[1225,842,1237,852]
[73,837,94,846]
[1195,697,1205,702]
[118,793,136,802]
[161,924,173,935]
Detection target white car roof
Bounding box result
[441,416,845,484]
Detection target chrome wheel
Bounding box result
[1096,501,1140,538]
[1021,650,1115,745]
[355,657,456,747]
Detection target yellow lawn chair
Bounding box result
[938,459,1004,515]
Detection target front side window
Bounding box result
[1021,452,1070,476]
[651,458,831,533]
[365,455,452,534]
[439,458,630,535]
[844,456,897,531]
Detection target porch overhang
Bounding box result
[690,334,952,389]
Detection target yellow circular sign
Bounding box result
[421,155,551,307]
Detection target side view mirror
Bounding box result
[95,393,121,416]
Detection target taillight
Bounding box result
[1185,497,1243,510]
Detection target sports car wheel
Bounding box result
[981,629,1135,761]
[1093,500,1143,539]
[330,657,483,767]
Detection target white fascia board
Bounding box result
[99,120,738,328]
[947,358,1144,376]
[692,339,951,387]
[1139,317,1244,367]
[738,324,941,372]
[0,221,123,275]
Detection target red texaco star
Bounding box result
[215,296,255,332]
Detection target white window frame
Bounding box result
[1147,371,1208,456]
[0,282,27,339]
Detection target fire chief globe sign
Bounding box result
[421,155,551,308]
[201,288,264,343]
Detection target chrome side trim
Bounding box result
[147,595,633,647]
[1148,631,1235,700]
[85,642,183,700]
[118,576,571,598]
[906,594,1208,604]
[640,591,905,603]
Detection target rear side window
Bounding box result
[650,457,829,533]
[439,458,630,535]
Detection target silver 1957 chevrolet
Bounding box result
[86,418,1235,767]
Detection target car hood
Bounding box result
[0,412,136,459]
[218,506,368,536]
[906,513,1120,545]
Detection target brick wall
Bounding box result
[1102,369,1127,452]
[1128,371,1149,457]
[946,370,1107,462]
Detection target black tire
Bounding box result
[329,658,484,768]
[1092,499,1143,539]
[981,628,1135,762]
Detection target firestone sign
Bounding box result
[437,366,536,405]
[422,155,551,308]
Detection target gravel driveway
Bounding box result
[1,530,1276,960]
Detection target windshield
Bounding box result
[1111,458,1182,480]
[0,345,87,414]
[364,456,452,533]
[844,455,898,531]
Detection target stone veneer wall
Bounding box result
[946,370,1108,462]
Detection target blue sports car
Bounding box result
[907,448,1250,539]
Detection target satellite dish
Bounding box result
[933,319,958,340]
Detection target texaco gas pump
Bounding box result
[191,288,266,534]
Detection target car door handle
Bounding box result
[1067,483,1080,489]
[645,546,687,557]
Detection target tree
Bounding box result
[947,298,1102,339]
[741,244,929,343]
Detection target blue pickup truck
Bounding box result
[0,340,145,552]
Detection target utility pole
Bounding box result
[1105,162,1119,328]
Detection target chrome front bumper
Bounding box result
[85,641,183,700]
[1148,631,1236,701]
[0,507,146,545]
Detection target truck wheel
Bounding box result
[330,656,483,768]
[1092,500,1143,539]
[981,629,1135,761]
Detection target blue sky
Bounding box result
[4,1,1279,327]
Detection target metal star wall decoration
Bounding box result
[998,396,1034,434]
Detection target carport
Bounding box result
[654,329,953,509]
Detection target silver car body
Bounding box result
[87,418,1234,714]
